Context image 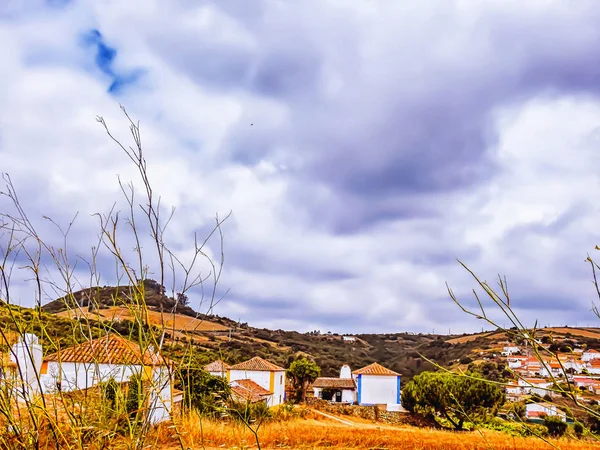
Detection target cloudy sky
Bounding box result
[2,0,600,334]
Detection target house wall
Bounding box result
[10,334,43,396]
[208,370,227,378]
[582,352,600,362]
[341,388,356,403]
[42,362,142,393]
[354,375,400,406]
[148,365,173,425]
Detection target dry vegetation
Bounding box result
[56,306,229,332]
[144,413,600,450]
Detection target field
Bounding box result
[56,306,229,332]
[149,414,600,450]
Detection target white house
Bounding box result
[41,334,178,425]
[587,359,600,375]
[525,402,566,421]
[352,362,401,411]
[342,336,356,343]
[582,349,600,362]
[505,382,524,400]
[501,343,520,356]
[204,360,230,378]
[507,355,527,369]
[312,364,356,403]
[517,378,552,396]
[228,356,286,406]
[230,379,273,404]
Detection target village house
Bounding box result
[505,381,524,401]
[573,376,600,392]
[501,342,520,356]
[312,364,356,403]
[525,402,566,421]
[582,349,600,362]
[2,333,179,425]
[506,355,527,369]
[342,336,356,343]
[204,360,230,378]
[352,362,401,411]
[227,356,286,406]
[517,378,552,396]
[586,359,600,375]
[538,360,564,378]
[230,379,273,404]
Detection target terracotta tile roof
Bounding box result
[45,334,169,366]
[229,356,284,372]
[231,379,272,402]
[204,360,231,372]
[311,377,356,389]
[586,349,600,353]
[589,360,600,367]
[352,362,400,376]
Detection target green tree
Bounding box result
[544,415,567,437]
[176,368,230,417]
[401,371,505,430]
[287,358,321,403]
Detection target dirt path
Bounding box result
[312,410,355,426]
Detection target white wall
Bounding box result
[10,334,43,398]
[341,388,356,403]
[42,362,141,393]
[354,375,400,406]
[208,370,227,378]
[582,352,600,362]
[340,365,352,379]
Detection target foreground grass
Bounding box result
[143,413,600,450]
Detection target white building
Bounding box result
[41,334,178,424]
[525,402,566,421]
[352,362,401,411]
[501,343,521,356]
[587,359,600,375]
[507,355,527,369]
[204,360,230,378]
[582,349,600,362]
[517,378,552,396]
[342,336,356,343]
[228,356,286,406]
[312,364,356,403]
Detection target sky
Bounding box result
[2,0,600,334]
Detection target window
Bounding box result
[280,375,283,384]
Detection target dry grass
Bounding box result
[56,306,229,332]
[145,413,600,450]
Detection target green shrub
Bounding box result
[544,415,568,437]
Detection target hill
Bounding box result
[39,283,600,381]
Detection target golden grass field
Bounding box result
[148,414,600,450]
[56,306,229,332]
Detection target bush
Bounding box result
[573,421,584,437]
[544,415,568,437]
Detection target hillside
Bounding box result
[39,283,600,381]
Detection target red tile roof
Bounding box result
[204,360,231,372]
[229,356,285,372]
[311,377,356,389]
[231,379,272,402]
[352,362,400,376]
[45,334,169,366]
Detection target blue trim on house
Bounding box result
[357,375,362,404]
[397,376,401,404]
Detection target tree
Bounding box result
[176,368,230,417]
[401,371,505,430]
[176,292,189,307]
[543,415,567,437]
[287,358,320,403]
